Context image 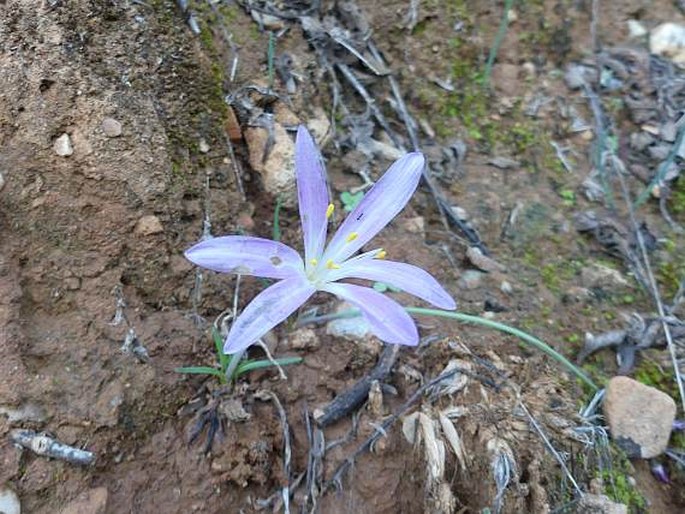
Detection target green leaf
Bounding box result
[235,357,303,377]
[273,194,283,242]
[340,191,364,212]
[174,366,224,377]
[212,326,230,371]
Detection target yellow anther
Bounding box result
[346,232,359,243]
[310,258,318,267]
[326,203,335,219]
[376,249,387,259]
[326,259,341,270]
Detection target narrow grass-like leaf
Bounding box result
[235,357,303,377]
[175,366,224,377]
[407,307,597,391]
[273,194,283,242]
[482,0,515,87]
[298,307,598,391]
[212,326,230,371]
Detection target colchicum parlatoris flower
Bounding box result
[185,126,456,354]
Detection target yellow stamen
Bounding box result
[310,258,318,266]
[326,203,335,219]
[376,249,387,259]
[326,259,341,270]
[346,232,359,243]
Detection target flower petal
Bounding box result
[224,276,316,354]
[323,152,424,263]
[321,282,418,346]
[328,259,457,310]
[296,125,330,264]
[185,236,304,279]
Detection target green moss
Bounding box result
[598,467,646,511]
[657,257,685,299]
[634,361,679,398]
[540,259,578,293]
[670,177,685,214]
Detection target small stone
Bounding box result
[59,487,108,514]
[521,61,536,78]
[650,23,685,67]
[250,11,285,30]
[578,493,627,514]
[457,270,484,290]
[627,20,647,39]
[287,328,320,350]
[580,263,630,289]
[0,171,5,191]
[101,118,122,137]
[327,316,370,340]
[0,486,20,514]
[53,133,73,157]
[467,246,506,272]
[563,286,592,304]
[451,206,469,221]
[488,156,520,169]
[327,303,371,340]
[198,139,210,153]
[134,215,164,236]
[500,280,513,294]
[603,376,676,458]
[579,129,594,141]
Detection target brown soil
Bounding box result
[1,1,684,513]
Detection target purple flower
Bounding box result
[651,462,670,484]
[185,126,456,354]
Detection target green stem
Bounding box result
[482,0,516,88]
[299,307,598,391]
[224,348,246,382]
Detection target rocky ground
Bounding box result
[1,1,685,513]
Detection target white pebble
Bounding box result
[102,117,122,137]
[53,133,73,157]
[0,486,21,514]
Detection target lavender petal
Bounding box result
[321,282,418,346]
[328,258,457,310]
[296,125,330,263]
[651,462,670,484]
[224,276,315,354]
[185,236,304,279]
[323,152,424,263]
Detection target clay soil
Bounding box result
[1,1,684,513]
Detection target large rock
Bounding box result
[603,376,676,458]
[245,122,297,207]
